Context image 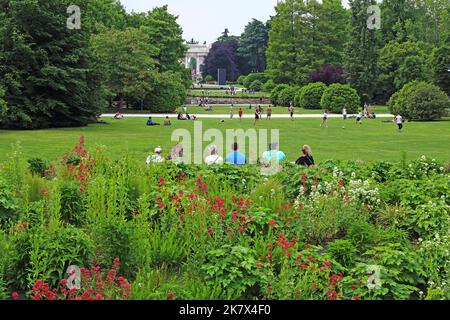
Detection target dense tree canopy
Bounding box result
[237,19,269,74]
[0,0,103,129]
[203,40,240,82]
[266,0,349,85]
[0,0,188,129]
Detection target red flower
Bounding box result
[269,220,276,227]
[352,284,357,291]
[268,285,273,293]
[353,296,361,301]
[167,291,174,300]
[11,292,19,300]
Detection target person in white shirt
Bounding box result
[146,147,164,165]
[205,145,223,165]
[394,114,403,131]
[342,108,347,120]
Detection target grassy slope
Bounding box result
[0,118,449,163]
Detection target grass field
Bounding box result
[1,117,449,163]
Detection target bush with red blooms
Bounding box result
[28,258,131,300]
[61,135,96,192]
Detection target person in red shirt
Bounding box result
[267,105,272,120]
[238,108,244,121]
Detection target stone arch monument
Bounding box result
[183,40,211,79]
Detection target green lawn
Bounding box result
[1,117,449,164]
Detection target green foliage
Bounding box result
[267,0,349,84]
[431,45,450,97]
[378,41,431,101]
[243,73,268,89]
[270,84,289,105]
[202,245,258,296]
[237,75,246,85]
[278,86,298,107]
[27,158,49,177]
[297,82,327,110]
[262,79,276,92]
[320,84,360,113]
[6,227,94,291]
[387,81,450,120]
[0,0,104,129]
[0,177,18,228]
[360,244,427,300]
[204,75,214,83]
[59,181,86,227]
[237,19,269,74]
[249,80,263,92]
[327,240,357,269]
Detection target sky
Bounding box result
[120,0,351,44]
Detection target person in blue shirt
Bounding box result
[226,143,247,165]
[147,117,160,126]
[262,142,286,163]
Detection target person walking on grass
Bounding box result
[288,104,294,121]
[267,105,273,120]
[321,110,329,128]
[254,108,260,127]
[230,106,234,120]
[238,108,244,121]
[394,114,403,132]
[356,111,363,125]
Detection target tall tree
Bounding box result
[344,0,380,103]
[0,0,104,129]
[203,40,240,81]
[431,45,450,97]
[237,19,269,74]
[267,0,349,85]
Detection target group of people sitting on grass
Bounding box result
[146,116,172,126]
[177,113,197,121]
[146,142,315,168]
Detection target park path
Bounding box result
[102,113,394,119]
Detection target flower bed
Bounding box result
[0,137,448,300]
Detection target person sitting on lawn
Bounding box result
[205,144,224,165]
[163,116,172,126]
[226,143,247,165]
[146,147,165,165]
[168,144,184,164]
[262,142,286,163]
[114,111,124,120]
[295,145,315,167]
[147,117,160,126]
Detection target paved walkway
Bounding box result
[103,114,394,119]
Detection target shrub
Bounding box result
[327,240,357,269]
[309,64,346,86]
[237,75,246,85]
[146,72,187,113]
[27,158,49,177]
[278,86,298,107]
[91,216,135,277]
[6,227,94,291]
[60,181,87,227]
[263,79,276,92]
[296,82,327,110]
[270,84,289,105]
[320,84,360,113]
[243,73,268,89]
[204,75,214,83]
[387,81,450,121]
[249,80,263,92]
[0,177,18,228]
